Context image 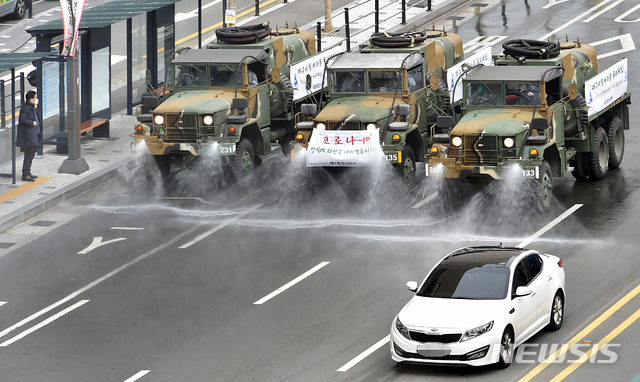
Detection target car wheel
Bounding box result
[496,327,514,369]
[11,0,26,20]
[548,291,564,331]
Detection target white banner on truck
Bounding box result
[291,46,342,101]
[306,129,383,167]
[585,58,628,117]
[447,46,494,103]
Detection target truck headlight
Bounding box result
[154,115,164,125]
[452,136,462,147]
[316,123,326,130]
[203,115,213,126]
[366,123,376,130]
[503,137,514,148]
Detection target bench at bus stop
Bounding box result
[55,118,110,154]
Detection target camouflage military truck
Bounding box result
[292,30,463,184]
[427,39,631,206]
[132,24,318,180]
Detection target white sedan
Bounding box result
[390,245,565,368]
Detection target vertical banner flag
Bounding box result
[69,0,86,57]
[59,0,73,56]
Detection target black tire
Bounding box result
[562,86,587,137]
[233,139,255,178]
[215,23,271,44]
[496,327,514,369]
[426,78,450,120]
[589,127,609,180]
[571,152,589,180]
[548,291,564,331]
[280,134,295,157]
[269,73,293,117]
[502,40,560,59]
[605,116,624,169]
[370,31,428,48]
[537,160,553,209]
[397,145,416,185]
[11,0,25,20]
[144,156,171,191]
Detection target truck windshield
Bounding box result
[332,71,365,93]
[407,65,424,92]
[368,70,402,93]
[505,82,540,106]
[467,82,501,106]
[209,64,242,87]
[174,64,207,87]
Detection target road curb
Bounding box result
[0,157,136,233]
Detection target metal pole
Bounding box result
[402,0,406,25]
[375,0,379,33]
[344,8,350,52]
[27,0,32,18]
[0,79,4,130]
[255,0,259,16]
[198,0,203,48]
[427,0,432,11]
[10,70,15,184]
[316,22,322,52]
[126,18,133,115]
[222,0,227,28]
[67,56,81,161]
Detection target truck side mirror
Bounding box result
[436,115,454,132]
[394,104,411,116]
[531,117,548,134]
[301,103,317,116]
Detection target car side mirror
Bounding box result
[515,286,533,297]
[406,281,418,292]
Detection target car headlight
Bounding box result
[154,115,164,125]
[366,123,377,130]
[452,136,462,147]
[316,123,326,130]
[461,321,493,342]
[503,137,515,148]
[203,115,214,126]
[395,317,411,340]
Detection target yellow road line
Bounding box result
[550,307,640,381]
[0,177,53,204]
[519,282,640,381]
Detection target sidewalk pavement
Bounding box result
[0,0,468,234]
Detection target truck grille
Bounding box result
[409,331,461,343]
[326,121,362,130]
[462,134,499,166]
[163,113,198,143]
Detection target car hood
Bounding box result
[154,89,235,114]
[399,296,504,330]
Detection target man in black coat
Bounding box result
[15,90,42,182]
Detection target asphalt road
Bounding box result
[2,0,640,381]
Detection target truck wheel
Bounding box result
[280,134,295,157]
[233,139,255,177]
[562,86,587,137]
[570,152,589,180]
[588,127,609,180]
[269,73,293,117]
[605,116,624,169]
[397,146,416,185]
[538,161,552,208]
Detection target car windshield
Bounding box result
[417,265,509,300]
[467,82,502,106]
[209,64,242,87]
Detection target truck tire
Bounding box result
[538,161,552,209]
[588,127,609,180]
[562,86,587,137]
[233,139,255,178]
[605,116,624,169]
[570,152,589,180]
[397,145,416,185]
[269,73,293,117]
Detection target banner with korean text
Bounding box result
[291,46,343,101]
[59,0,85,56]
[585,58,628,117]
[306,129,383,167]
[446,46,493,103]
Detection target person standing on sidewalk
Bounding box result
[15,90,42,182]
